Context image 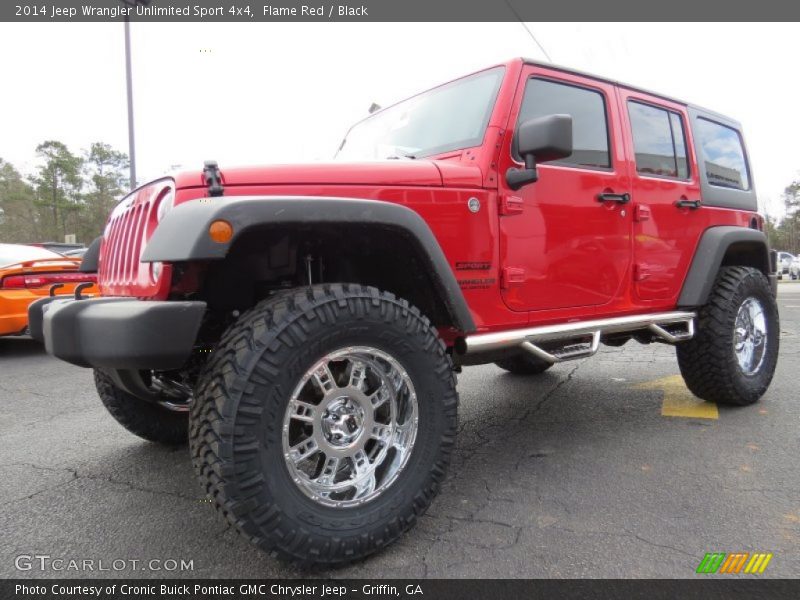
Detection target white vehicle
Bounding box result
[777,251,796,279]
[790,256,800,280]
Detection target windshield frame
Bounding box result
[336,66,506,161]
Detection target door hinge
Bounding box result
[634,204,651,222]
[501,266,526,289]
[633,264,651,282]
[499,195,524,215]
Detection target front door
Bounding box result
[498,68,632,312]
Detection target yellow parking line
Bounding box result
[635,375,719,419]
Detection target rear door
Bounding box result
[497,67,632,312]
[618,90,704,302]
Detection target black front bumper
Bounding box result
[28,296,206,370]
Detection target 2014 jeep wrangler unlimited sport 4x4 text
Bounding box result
[30,58,779,567]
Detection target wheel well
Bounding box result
[675,227,771,308]
[720,241,770,276]
[197,223,456,329]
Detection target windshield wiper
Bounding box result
[386,153,416,160]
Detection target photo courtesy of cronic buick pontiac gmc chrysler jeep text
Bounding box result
[29,58,779,567]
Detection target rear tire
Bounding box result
[94,369,189,445]
[677,266,779,406]
[495,353,553,375]
[189,284,458,567]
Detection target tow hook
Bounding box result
[74,282,94,300]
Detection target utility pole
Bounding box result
[124,14,136,190]
[121,0,150,190]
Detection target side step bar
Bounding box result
[463,311,695,364]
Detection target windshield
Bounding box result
[0,244,64,268]
[337,67,505,161]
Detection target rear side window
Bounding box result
[517,78,610,169]
[695,118,750,190]
[628,101,689,179]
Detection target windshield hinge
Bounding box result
[203,160,224,197]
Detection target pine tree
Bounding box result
[82,142,129,240]
[0,158,39,242]
[31,141,84,241]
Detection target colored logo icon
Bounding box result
[696,552,773,574]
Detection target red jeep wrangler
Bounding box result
[31,58,779,566]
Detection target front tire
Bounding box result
[189,284,458,567]
[94,369,189,445]
[677,266,779,406]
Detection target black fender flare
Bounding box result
[79,236,102,272]
[142,195,476,333]
[678,225,773,308]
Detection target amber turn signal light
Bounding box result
[209,220,233,243]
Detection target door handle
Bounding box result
[597,192,630,204]
[675,199,701,210]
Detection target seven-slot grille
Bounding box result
[97,181,172,297]
[99,198,151,287]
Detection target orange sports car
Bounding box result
[0,243,97,337]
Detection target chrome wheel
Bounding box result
[734,297,767,376]
[282,346,418,508]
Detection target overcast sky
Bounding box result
[0,22,797,217]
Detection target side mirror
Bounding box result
[507,114,573,190]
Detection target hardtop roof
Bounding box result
[520,57,741,127]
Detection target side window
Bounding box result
[627,101,690,179]
[695,118,750,190]
[517,78,610,169]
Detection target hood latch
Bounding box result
[203,160,224,197]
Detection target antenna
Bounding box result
[503,0,553,63]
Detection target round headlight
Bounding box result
[150,261,163,282]
[156,188,175,222]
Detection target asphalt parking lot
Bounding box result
[1,284,798,579]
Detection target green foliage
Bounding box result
[0,141,128,244]
[766,180,800,254]
[31,140,84,240]
[82,142,129,242]
[0,159,39,242]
